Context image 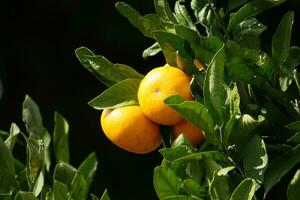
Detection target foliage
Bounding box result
[0,95,109,200]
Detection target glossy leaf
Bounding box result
[173,151,229,164]
[22,95,44,139]
[53,112,69,164]
[181,178,206,198]
[88,78,141,110]
[287,169,300,200]
[116,2,164,38]
[75,47,143,87]
[226,0,249,14]
[264,144,300,196]
[228,0,286,31]
[174,1,196,30]
[153,166,182,199]
[243,135,268,185]
[272,11,294,64]
[70,174,88,200]
[164,95,217,144]
[5,123,20,152]
[143,42,161,59]
[229,178,256,200]
[204,44,226,125]
[51,181,69,200]
[32,171,44,197]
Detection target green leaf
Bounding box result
[75,47,143,87]
[22,95,44,139]
[174,0,196,30]
[159,145,195,162]
[226,0,249,14]
[70,174,88,200]
[181,178,206,198]
[115,2,164,38]
[287,132,300,144]
[243,135,268,185]
[172,134,195,150]
[228,0,286,31]
[53,162,77,189]
[99,189,110,200]
[154,0,178,24]
[229,114,264,148]
[0,138,16,195]
[32,171,44,197]
[53,112,69,164]
[173,151,229,164]
[228,83,240,117]
[26,137,44,188]
[223,113,239,146]
[191,2,214,35]
[164,95,217,144]
[143,42,161,59]
[51,181,69,200]
[154,31,195,73]
[204,44,226,125]
[43,129,51,172]
[161,195,195,200]
[78,152,98,192]
[91,194,100,200]
[229,178,256,200]
[88,78,141,110]
[14,192,37,200]
[5,123,20,152]
[153,166,182,199]
[286,121,300,131]
[287,169,300,200]
[264,144,300,197]
[272,11,294,64]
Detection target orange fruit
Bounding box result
[100,105,161,154]
[172,119,205,146]
[138,65,193,125]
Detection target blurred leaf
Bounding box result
[88,78,141,110]
[264,144,300,196]
[115,2,164,38]
[228,0,286,31]
[53,112,69,164]
[226,0,249,14]
[22,95,44,139]
[43,129,51,172]
[70,174,88,200]
[78,152,98,193]
[154,31,195,74]
[154,0,178,24]
[0,138,16,195]
[26,137,44,189]
[143,42,161,59]
[53,162,77,189]
[164,95,217,144]
[160,195,195,200]
[51,181,69,200]
[5,123,20,152]
[286,121,300,131]
[99,189,110,200]
[14,192,37,200]
[243,135,268,185]
[228,84,240,117]
[272,11,294,64]
[32,171,44,197]
[153,166,182,199]
[229,178,256,200]
[174,0,196,30]
[75,47,143,87]
[181,178,206,198]
[204,44,226,125]
[287,132,300,144]
[91,194,100,200]
[287,169,300,200]
[0,79,2,102]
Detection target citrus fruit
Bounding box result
[172,119,204,146]
[138,65,193,125]
[100,105,161,154]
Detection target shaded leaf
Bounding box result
[287,169,300,200]
[181,178,206,198]
[88,78,141,110]
[154,0,178,23]
[78,152,98,193]
[173,151,229,164]
[5,123,20,152]
[100,189,110,200]
[51,181,69,200]
[53,162,77,189]
[143,42,161,59]
[229,178,256,200]
[174,1,196,30]
[14,192,37,200]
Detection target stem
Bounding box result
[207,0,230,40]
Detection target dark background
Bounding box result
[0,0,299,200]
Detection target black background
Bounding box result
[0,0,299,200]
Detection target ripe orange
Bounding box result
[138,65,193,125]
[100,105,161,154]
[172,119,205,146]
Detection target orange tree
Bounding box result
[75,0,300,199]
